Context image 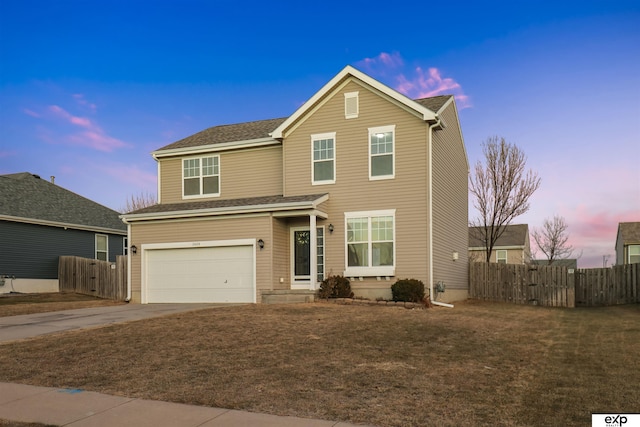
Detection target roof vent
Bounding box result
[32,174,41,179]
[51,176,55,184]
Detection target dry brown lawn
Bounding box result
[0,293,124,317]
[0,299,638,426]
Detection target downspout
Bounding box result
[428,115,454,308]
[121,217,132,302]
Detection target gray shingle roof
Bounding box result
[469,224,529,247]
[0,172,126,232]
[413,95,452,113]
[128,194,328,216]
[157,117,287,152]
[617,222,640,244]
[156,95,454,153]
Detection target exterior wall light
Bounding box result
[258,239,265,250]
[131,245,137,255]
[328,224,334,233]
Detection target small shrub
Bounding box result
[391,278,425,302]
[318,275,353,299]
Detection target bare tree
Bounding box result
[121,192,157,213]
[532,215,577,264]
[470,136,541,263]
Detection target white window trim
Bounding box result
[311,132,336,185]
[344,91,359,119]
[628,245,640,264]
[95,234,108,261]
[496,250,508,263]
[182,154,221,199]
[368,125,395,181]
[344,209,396,277]
[290,226,325,288]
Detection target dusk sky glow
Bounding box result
[1,0,638,267]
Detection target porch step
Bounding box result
[261,290,316,304]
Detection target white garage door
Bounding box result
[145,245,254,303]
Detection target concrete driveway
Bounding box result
[0,303,231,343]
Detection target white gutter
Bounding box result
[427,118,454,309]
[152,137,279,159]
[124,220,132,302]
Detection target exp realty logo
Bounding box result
[593,414,640,427]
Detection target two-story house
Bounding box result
[468,224,531,264]
[122,66,469,304]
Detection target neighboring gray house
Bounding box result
[615,222,640,265]
[0,172,127,293]
[469,224,531,264]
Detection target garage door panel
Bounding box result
[145,245,254,303]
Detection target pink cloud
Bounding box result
[356,51,404,74]
[46,104,128,152]
[73,93,97,112]
[355,52,471,109]
[396,67,471,108]
[22,108,41,118]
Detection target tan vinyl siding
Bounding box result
[159,145,283,204]
[469,248,526,264]
[431,101,469,292]
[283,80,430,290]
[129,215,272,303]
[272,217,290,290]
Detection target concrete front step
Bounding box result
[261,290,316,304]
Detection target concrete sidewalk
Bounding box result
[0,383,374,427]
[0,303,229,343]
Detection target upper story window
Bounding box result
[311,132,336,185]
[183,155,220,198]
[369,125,395,180]
[628,245,640,264]
[96,234,108,261]
[344,91,359,119]
[345,210,395,277]
[496,250,507,264]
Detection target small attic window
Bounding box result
[344,91,359,119]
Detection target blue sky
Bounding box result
[1,0,639,267]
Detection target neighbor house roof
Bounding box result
[122,193,329,222]
[616,222,640,247]
[469,224,529,248]
[0,172,126,234]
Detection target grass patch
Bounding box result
[0,301,638,426]
[0,293,124,317]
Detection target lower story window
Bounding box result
[496,250,507,264]
[96,234,108,261]
[629,245,640,264]
[345,210,395,277]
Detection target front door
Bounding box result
[291,226,324,288]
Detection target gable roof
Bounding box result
[616,222,640,247]
[151,66,457,157]
[469,224,530,248]
[271,65,441,139]
[0,172,126,234]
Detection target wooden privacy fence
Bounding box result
[59,255,127,301]
[470,262,640,308]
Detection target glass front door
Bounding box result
[291,227,324,287]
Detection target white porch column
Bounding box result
[309,214,317,290]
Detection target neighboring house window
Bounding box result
[123,237,128,256]
[96,234,108,261]
[369,125,395,180]
[629,245,640,264]
[344,91,359,119]
[345,210,395,276]
[183,155,220,197]
[311,132,336,184]
[496,250,507,264]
